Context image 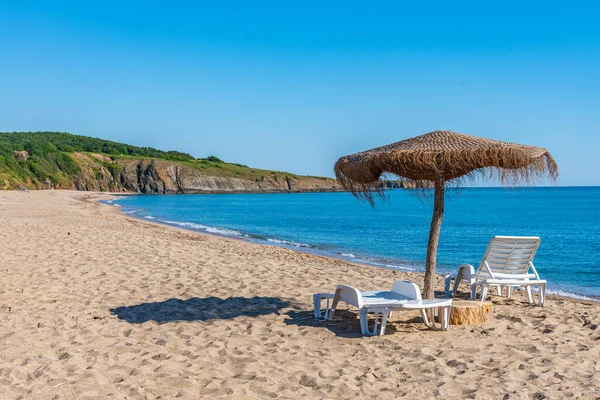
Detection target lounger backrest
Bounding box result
[391,280,422,300]
[477,236,540,280]
[333,284,363,308]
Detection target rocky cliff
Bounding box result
[115,158,340,194]
[16,153,341,193]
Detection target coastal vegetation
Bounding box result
[0,132,339,192]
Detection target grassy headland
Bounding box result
[0,132,339,192]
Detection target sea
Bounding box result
[106,187,600,300]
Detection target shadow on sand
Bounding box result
[284,310,430,338]
[284,309,369,338]
[110,296,292,324]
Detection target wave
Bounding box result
[266,238,312,248]
[337,253,418,271]
[365,260,418,272]
[144,215,156,220]
[123,208,143,215]
[106,196,126,204]
[547,289,599,302]
[161,219,247,238]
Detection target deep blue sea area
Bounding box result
[108,187,600,299]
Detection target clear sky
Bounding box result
[1,1,598,185]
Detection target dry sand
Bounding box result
[0,190,598,399]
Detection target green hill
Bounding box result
[0,132,340,193]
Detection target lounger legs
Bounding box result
[526,284,546,307]
[441,306,450,330]
[539,284,546,306]
[333,306,452,335]
[313,294,323,319]
[446,264,476,297]
[326,297,454,335]
[473,283,546,306]
[444,273,465,296]
[471,283,490,302]
[380,312,389,336]
[359,309,391,336]
[420,307,450,331]
[444,275,453,296]
[452,277,461,297]
[359,309,368,334]
[480,285,489,302]
[327,297,339,321]
[313,293,334,319]
[420,309,431,327]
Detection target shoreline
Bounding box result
[103,192,599,303]
[104,197,422,271]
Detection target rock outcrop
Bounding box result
[116,159,340,194]
[12,151,29,161]
[45,154,342,194]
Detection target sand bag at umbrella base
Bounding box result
[449,300,493,325]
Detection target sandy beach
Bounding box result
[0,190,598,399]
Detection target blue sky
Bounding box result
[1,1,599,185]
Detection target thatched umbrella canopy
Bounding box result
[335,130,558,299]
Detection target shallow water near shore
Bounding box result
[109,187,600,299]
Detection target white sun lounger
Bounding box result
[315,280,452,335]
[444,236,547,306]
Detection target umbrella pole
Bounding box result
[424,179,445,299]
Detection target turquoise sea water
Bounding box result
[108,187,600,299]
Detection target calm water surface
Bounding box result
[110,187,600,299]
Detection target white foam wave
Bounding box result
[161,219,245,237]
[144,215,156,220]
[547,289,598,302]
[205,226,246,237]
[106,196,126,204]
[123,209,142,215]
[341,253,356,258]
[266,238,311,248]
[367,260,417,272]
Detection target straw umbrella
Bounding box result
[334,130,558,299]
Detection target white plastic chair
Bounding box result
[325,280,452,335]
[445,236,547,306]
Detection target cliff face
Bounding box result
[45,153,341,194]
[70,153,123,192]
